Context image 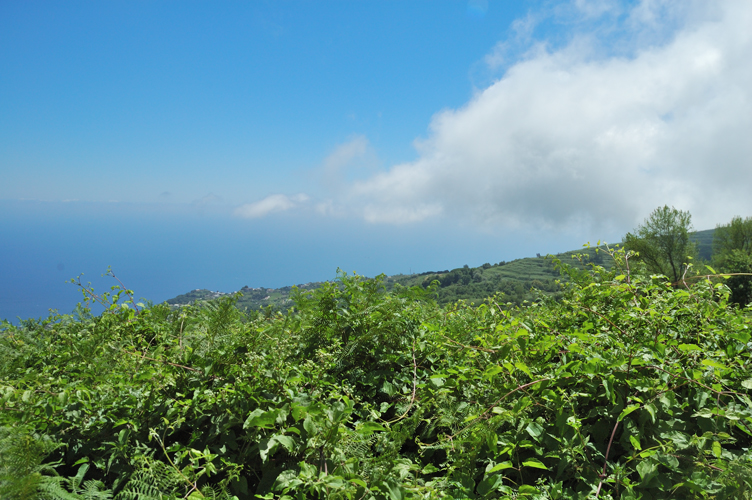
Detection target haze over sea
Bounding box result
[2,1,751,322]
[0,199,600,323]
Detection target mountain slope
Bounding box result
[166,244,614,312]
[166,229,716,312]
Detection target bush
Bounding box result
[2,251,752,499]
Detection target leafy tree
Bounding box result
[624,205,696,283]
[721,249,752,307]
[714,216,752,258]
[714,216,752,306]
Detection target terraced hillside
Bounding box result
[383,244,614,306]
[166,244,617,312]
[167,228,716,313]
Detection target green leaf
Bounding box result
[619,404,641,421]
[258,438,277,462]
[274,435,296,452]
[693,408,715,419]
[244,409,277,429]
[629,435,641,451]
[677,344,702,352]
[702,359,728,370]
[665,431,691,450]
[515,361,531,377]
[741,379,752,390]
[358,422,388,435]
[644,403,657,424]
[477,474,504,496]
[303,416,316,434]
[429,377,445,388]
[421,464,440,474]
[487,461,514,473]
[637,460,657,483]
[518,484,539,495]
[483,365,504,380]
[381,480,404,500]
[349,478,367,488]
[521,458,547,469]
[526,422,544,439]
[602,377,613,401]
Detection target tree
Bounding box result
[714,216,752,262]
[624,205,696,283]
[713,216,752,306]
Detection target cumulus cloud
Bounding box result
[234,193,310,219]
[347,0,752,230]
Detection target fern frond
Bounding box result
[114,458,183,500]
[0,426,61,500]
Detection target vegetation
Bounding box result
[168,229,714,316]
[3,240,752,499]
[712,217,752,307]
[167,246,614,314]
[168,226,717,315]
[624,206,696,284]
[4,207,752,499]
[691,230,715,262]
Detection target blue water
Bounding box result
[0,200,601,324]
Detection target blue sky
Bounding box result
[2,0,752,321]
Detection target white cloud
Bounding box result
[345,0,752,231]
[234,193,309,219]
[363,203,442,224]
[321,135,379,188]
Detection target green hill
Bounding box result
[690,227,715,260]
[166,229,716,313]
[166,244,615,312]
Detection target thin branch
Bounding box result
[72,275,106,308]
[124,350,202,373]
[438,333,496,353]
[638,365,742,397]
[671,272,752,287]
[578,305,636,342]
[595,418,621,498]
[444,378,549,441]
[384,341,419,424]
[106,268,140,314]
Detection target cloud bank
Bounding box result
[345,0,752,231]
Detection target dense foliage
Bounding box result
[3,247,752,499]
[624,206,696,284]
[713,217,752,307]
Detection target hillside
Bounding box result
[166,244,615,312]
[690,227,715,260]
[166,229,716,313]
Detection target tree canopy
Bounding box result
[624,205,696,283]
[714,216,752,306]
[714,216,752,262]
